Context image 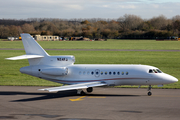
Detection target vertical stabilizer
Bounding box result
[7,33,75,66]
[20,33,49,56]
[20,33,49,65]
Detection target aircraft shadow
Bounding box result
[86,94,140,97]
[0,90,140,102]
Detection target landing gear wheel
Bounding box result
[80,91,85,96]
[147,85,152,96]
[147,91,152,96]
[77,89,86,95]
[86,87,93,93]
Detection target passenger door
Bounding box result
[95,69,100,77]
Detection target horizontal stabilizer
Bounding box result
[6,55,44,60]
[39,82,107,92]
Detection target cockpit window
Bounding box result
[156,69,162,73]
[153,69,158,73]
[149,69,153,73]
[149,69,162,73]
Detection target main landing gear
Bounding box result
[147,85,152,96]
[86,87,93,93]
[77,89,85,95]
[77,87,93,95]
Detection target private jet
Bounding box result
[6,33,178,96]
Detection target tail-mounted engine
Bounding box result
[41,67,68,76]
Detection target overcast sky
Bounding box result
[0,0,180,19]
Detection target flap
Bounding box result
[39,82,107,92]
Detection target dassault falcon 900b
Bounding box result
[6,33,178,96]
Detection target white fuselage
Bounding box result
[20,64,178,86]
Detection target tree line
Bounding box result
[0,14,180,39]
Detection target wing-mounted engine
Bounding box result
[41,67,68,76]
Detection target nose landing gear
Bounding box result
[147,85,152,96]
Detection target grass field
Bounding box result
[0,40,180,88]
[1,40,180,50]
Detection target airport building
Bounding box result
[34,35,59,41]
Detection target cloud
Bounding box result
[151,4,159,8]
[0,0,180,19]
[102,5,109,8]
[118,5,137,9]
[64,5,84,10]
[140,0,180,3]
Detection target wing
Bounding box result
[39,82,107,92]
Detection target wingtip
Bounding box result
[38,88,49,91]
[38,89,45,91]
[5,57,16,60]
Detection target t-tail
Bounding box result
[6,33,75,67]
[6,33,49,65]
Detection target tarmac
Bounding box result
[0,86,180,120]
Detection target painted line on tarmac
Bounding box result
[69,96,106,101]
[69,96,86,101]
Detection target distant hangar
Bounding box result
[34,35,59,41]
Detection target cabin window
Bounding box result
[96,71,99,75]
[87,71,90,75]
[105,72,107,75]
[91,71,94,75]
[117,72,120,75]
[126,72,129,75]
[79,71,81,75]
[122,72,124,75]
[101,72,103,75]
[113,72,116,75]
[83,71,86,75]
[109,72,112,75]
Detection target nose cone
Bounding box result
[171,76,178,83]
[163,74,178,83]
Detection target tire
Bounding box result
[86,87,93,93]
[147,92,152,96]
[80,91,85,95]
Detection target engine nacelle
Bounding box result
[41,67,68,76]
